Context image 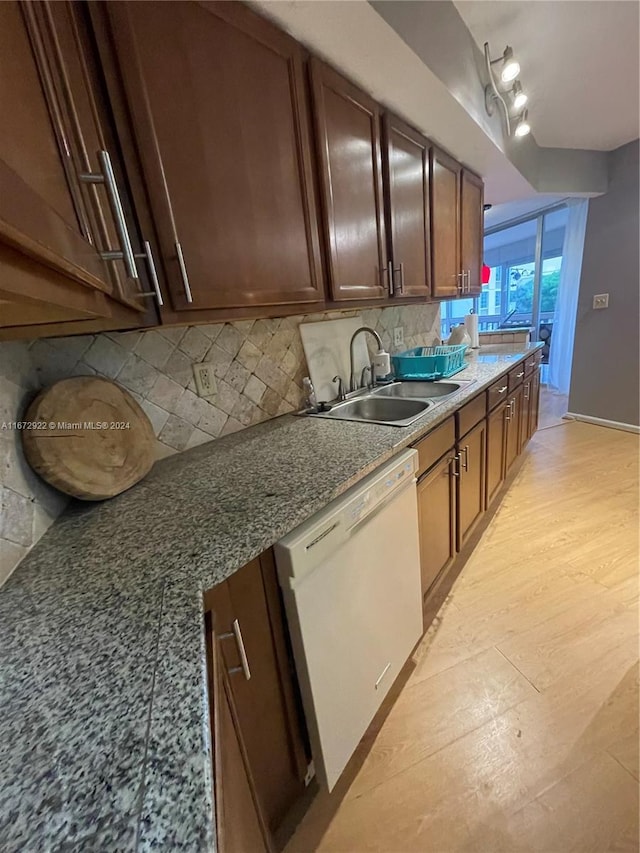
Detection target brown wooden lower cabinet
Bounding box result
[210,628,269,853]
[486,400,508,507]
[204,551,310,852]
[416,452,457,598]
[456,418,486,550]
[519,376,533,451]
[415,359,542,609]
[529,368,541,438]
[505,383,524,473]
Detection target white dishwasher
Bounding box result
[274,449,422,791]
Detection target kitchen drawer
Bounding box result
[508,363,526,391]
[486,377,509,412]
[456,393,486,440]
[413,416,455,479]
[524,351,541,375]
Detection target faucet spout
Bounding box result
[349,326,384,393]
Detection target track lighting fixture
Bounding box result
[484,41,532,140]
[514,110,531,138]
[498,46,520,83]
[511,81,528,112]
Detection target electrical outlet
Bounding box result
[393,326,404,348]
[593,293,609,310]
[193,363,217,398]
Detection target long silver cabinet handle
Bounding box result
[399,262,405,294]
[220,619,251,681]
[175,241,193,303]
[450,454,460,477]
[80,150,138,280]
[387,260,395,296]
[462,445,469,472]
[134,240,164,307]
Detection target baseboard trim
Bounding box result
[564,412,640,434]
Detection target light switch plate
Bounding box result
[193,363,217,398]
[393,326,404,348]
[593,293,609,309]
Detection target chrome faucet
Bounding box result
[349,326,383,392]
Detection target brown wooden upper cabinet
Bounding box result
[381,113,431,298]
[460,169,484,295]
[430,147,461,299]
[103,1,324,315]
[309,58,388,302]
[430,147,484,299]
[0,1,148,332]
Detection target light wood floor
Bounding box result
[287,421,640,853]
[538,387,569,430]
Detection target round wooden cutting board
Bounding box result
[22,376,156,501]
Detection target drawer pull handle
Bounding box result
[220,619,251,681]
[496,385,507,394]
[516,371,525,378]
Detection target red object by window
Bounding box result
[482,264,491,284]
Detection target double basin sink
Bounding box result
[309,379,475,427]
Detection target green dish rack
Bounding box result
[391,345,468,380]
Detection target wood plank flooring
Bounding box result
[286,421,639,853]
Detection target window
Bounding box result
[439,206,567,352]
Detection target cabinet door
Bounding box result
[107,1,324,312]
[208,618,270,853]
[430,147,461,298]
[486,401,507,507]
[0,2,118,304]
[416,453,456,600]
[382,113,430,298]
[519,378,532,451]
[310,58,387,301]
[457,418,486,550]
[528,368,541,438]
[505,385,523,473]
[460,169,484,295]
[212,554,308,837]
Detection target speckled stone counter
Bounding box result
[0,344,542,852]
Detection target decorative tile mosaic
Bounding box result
[0,303,440,583]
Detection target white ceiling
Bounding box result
[455,1,640,151]
[484,194,567,229]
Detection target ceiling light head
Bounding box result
[514,110,531,138]
[500,47,520,83]
[512,81,528,111]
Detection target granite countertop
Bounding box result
[0,343,542,852]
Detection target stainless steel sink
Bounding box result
[372,381,463,399]
[310,395,431,427]
[305,379,475,427]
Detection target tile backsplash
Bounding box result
[0,303,440,584]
